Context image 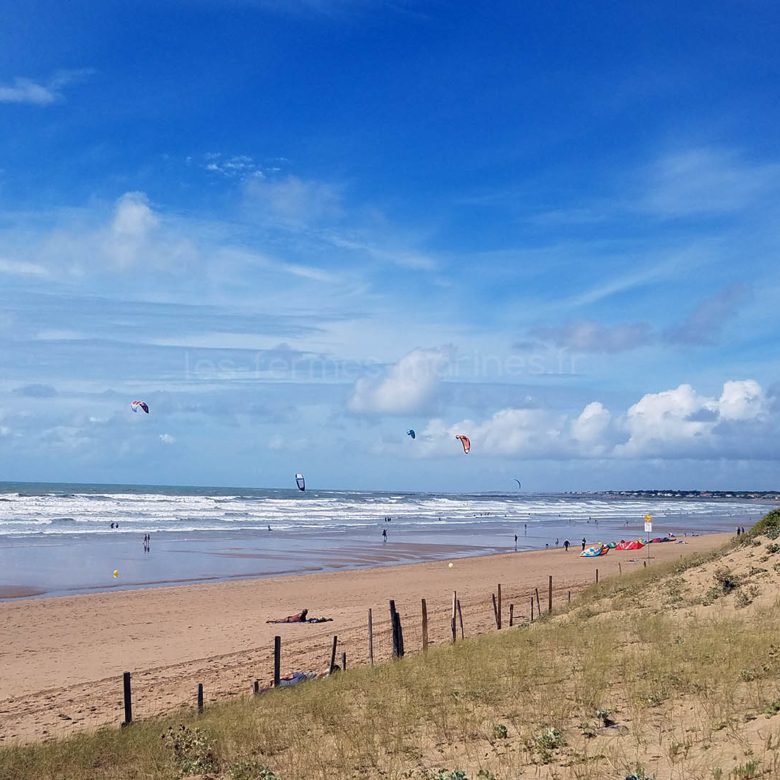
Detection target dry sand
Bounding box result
[0,534,728,744]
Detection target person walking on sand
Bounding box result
[581,538,586,551]
[382,528,387,542]
[564,540,570,551]
[514,533,518,550]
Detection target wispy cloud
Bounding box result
[0,257,49,277]
[642,147,780,218]
[0,70,92,105]
[664,283,751,345]
[531,319,654,354]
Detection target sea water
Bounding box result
[0,482,772,598]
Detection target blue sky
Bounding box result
[1,0,780,491]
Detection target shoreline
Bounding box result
[0,532,730,744]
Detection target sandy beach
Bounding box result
[0,533,728,744]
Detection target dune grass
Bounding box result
[3,518,780,779]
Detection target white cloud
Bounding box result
[0,257,49,277]
[718,380,766,421]
[349,347,452,415]
[0,70,92,105]
[159,433,175,445]
[410,379,776,461]
[104,192,160,270]
[618,384,716,457]
[571,402,612,454]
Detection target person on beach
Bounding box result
[514,533,518,550]
[581,538,586,551]
[564,540,570,551]
[382,528,387,542]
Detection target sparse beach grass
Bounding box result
[3,513,780,779]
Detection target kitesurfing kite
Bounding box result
[295,473,306,491]
[407,429,416,439]
[455,434,471,454]
[514,479,522,489]
[131,400,149,414]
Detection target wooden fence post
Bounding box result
[497,584,502,629]
[197,683,204,713]
[548,575,553,614]
[596,568,599,584]
[389,600,399,657]
[530,596,534,622]
[253,680,260,695]
[421,598,429,653]
[509,604,514,627]
[274,635,281,687]
[329,635,338,674]
[393,610,405,657]
[535,587,541,616]
[619,562,622,575]
[342,652,347,671]
[368,608,374,666]
[451,591,457,643]
[491,592,499,629]
[122,671,132,726]
[457,598,465,638]
[568,590,571,604]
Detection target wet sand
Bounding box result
[0,534,728,743]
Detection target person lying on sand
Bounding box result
[266,609,334,624]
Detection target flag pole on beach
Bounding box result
[644,513,653,565]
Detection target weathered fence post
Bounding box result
[596,568,599,584]
[619,562,622,575]
[253,680,260,695]
[491,592,499,629]
[197,683,204,713]
[509,604,514,627]
[568,590,571,604]
[393,610,405,657]
[548,575,553,614]
[122,671,132,726]
[274,635,281,687]
[497,584,502,629]
[421,598,429,653]
[368,608,374,666]
[535,587,541,616]
[329,635,338,674]
[457,598,465,638]
[644,560,647,568]
[342,651,347,671]
[530,596,534,622]
[451,591,457,643]
[390,600,401,658]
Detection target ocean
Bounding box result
[0,482,772,599]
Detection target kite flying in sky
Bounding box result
[130,400,149,414]
[455,434,471,454]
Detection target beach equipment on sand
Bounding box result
[112,569,119,578]
[580,544,608,557]
[455,434,471,454]
[295,473,305,491]
[130,400,149,414]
